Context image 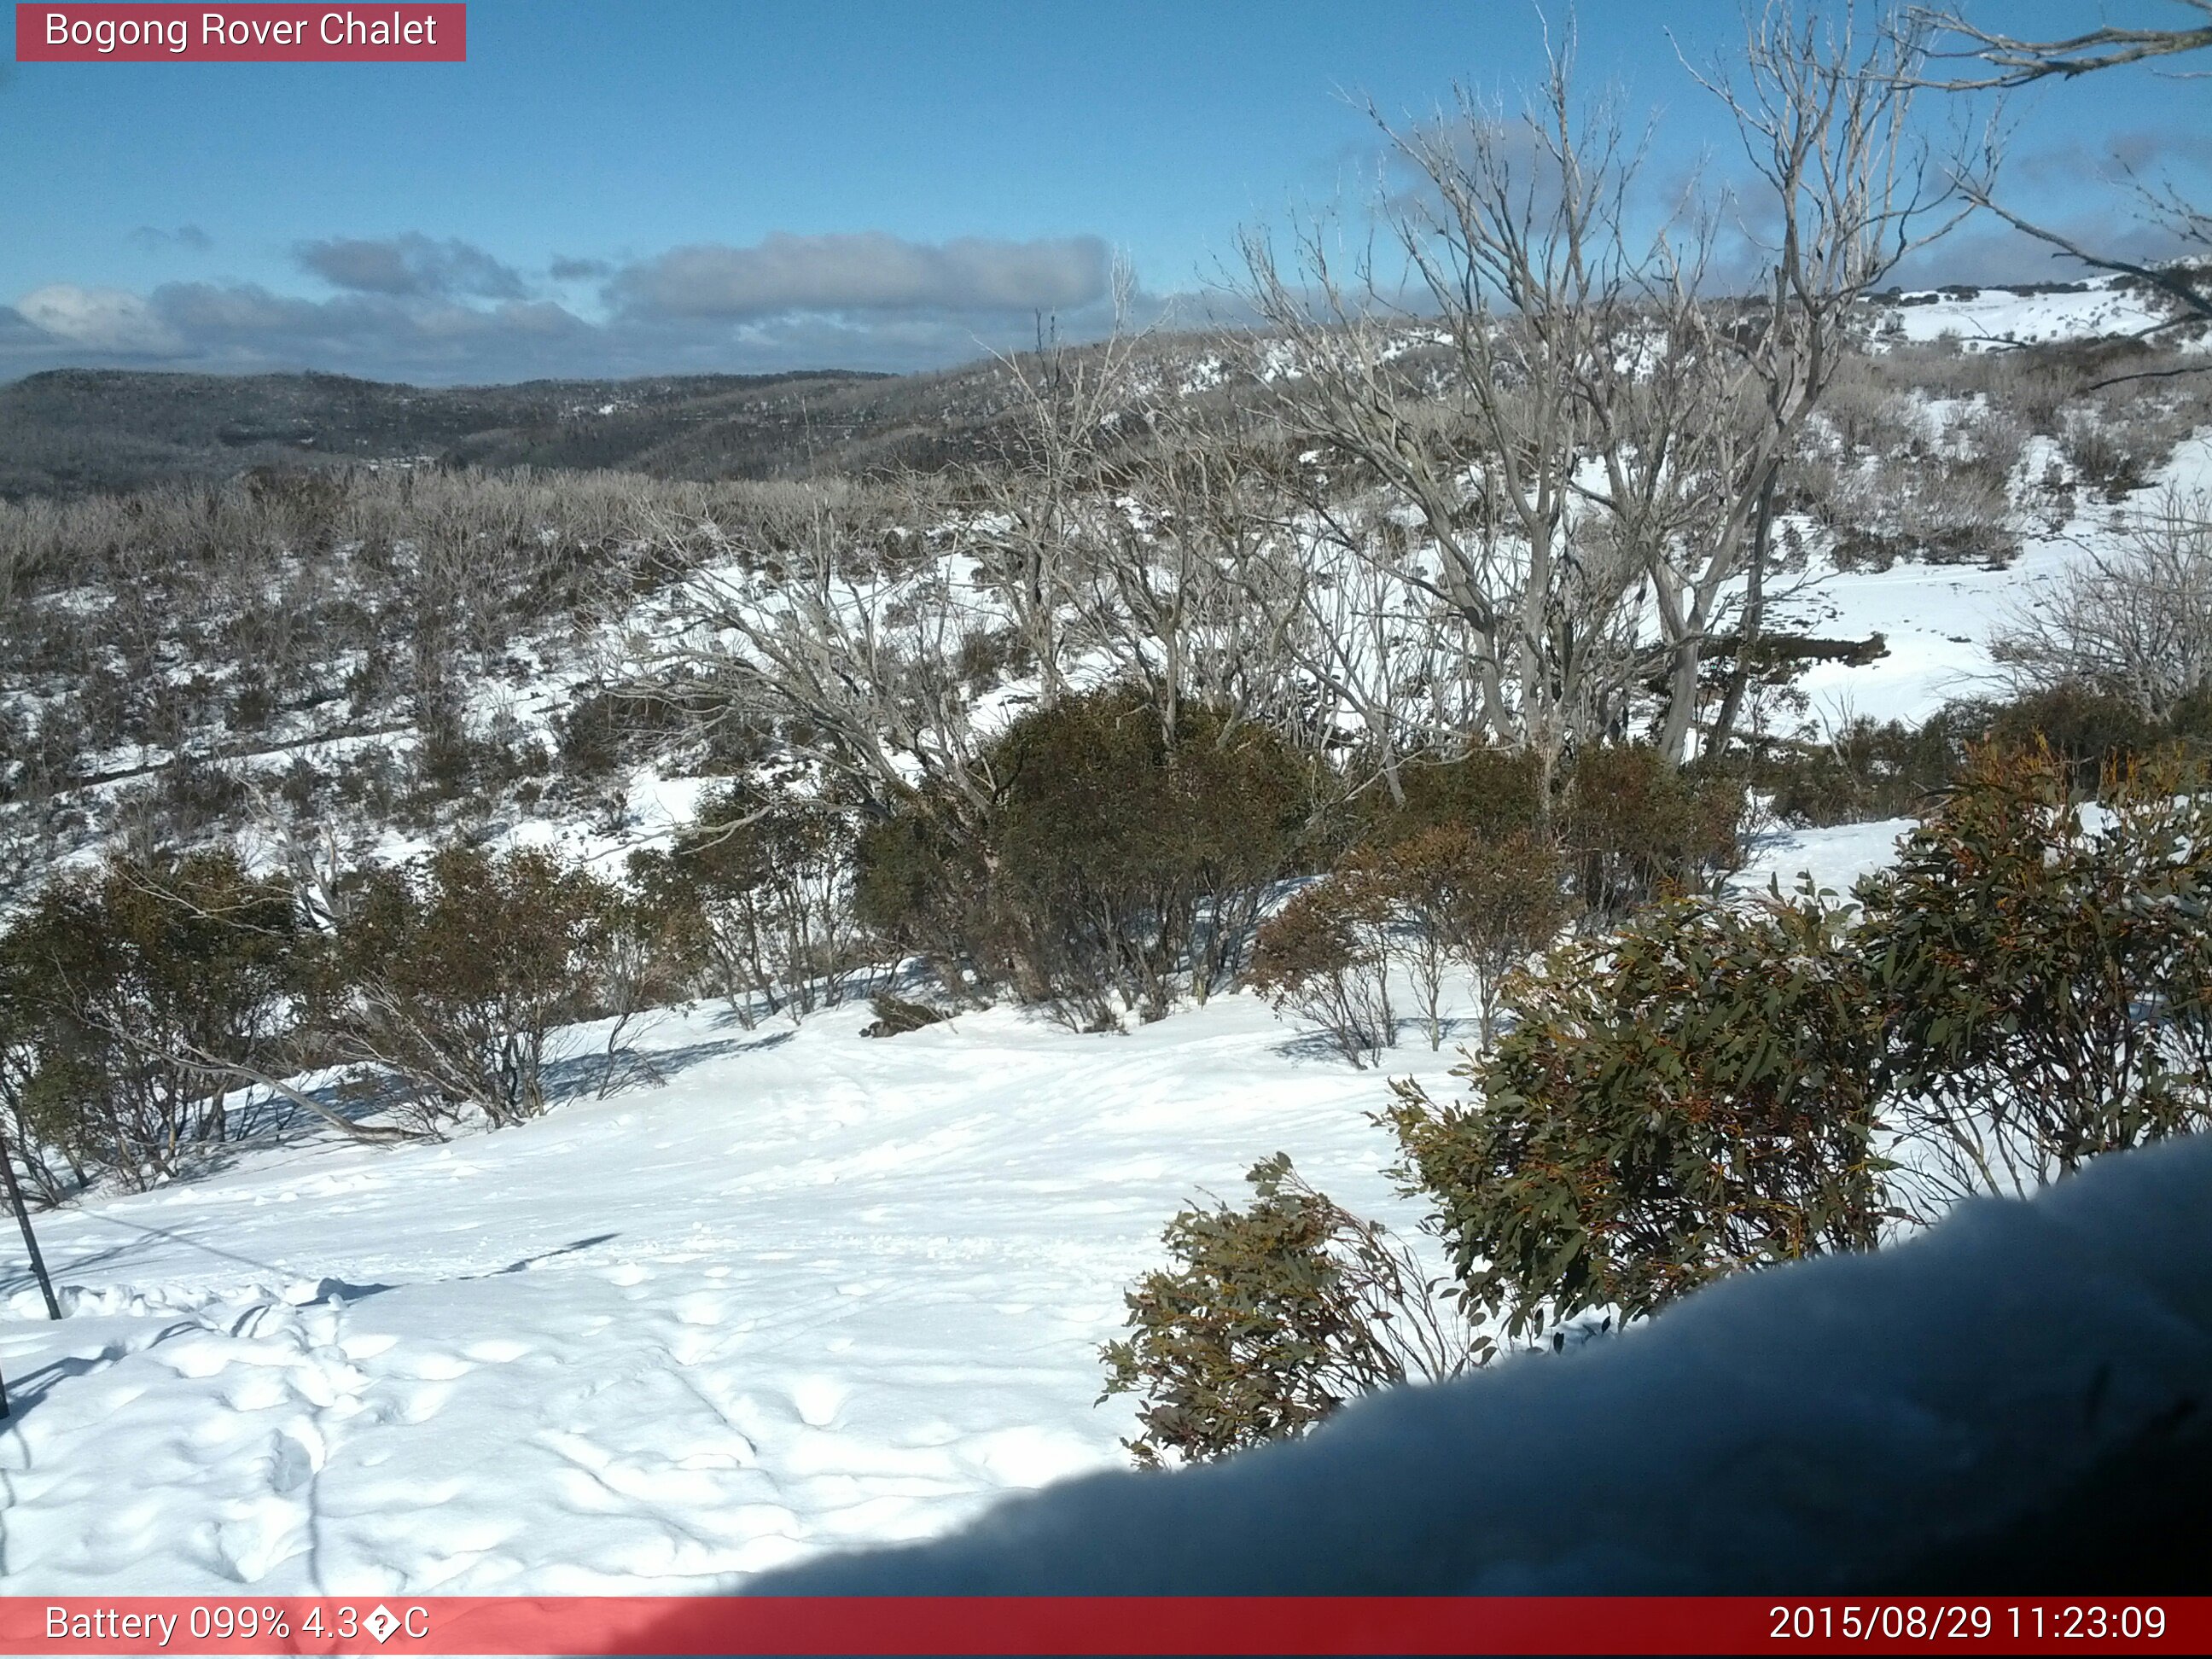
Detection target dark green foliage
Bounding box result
[316,845,613,1127]
[856,686,1316,1023]
[1858,743,2212,1203]
[1738,688,2212,829]
[1558,744,1748,921]
[1248,870,1395,1067]
[0,850,300,1187]
[1979,686,2191,792]
[1355,826,1570,1048]
[0,832,695,1179]
[859,993,950,1039]
[556,689,698,783]
[1386,890,1889,1338]
[851,800,1001,1002]
[1747,713,1970,827]
[1362,748,1548,848]
[556,692,626,780]
[1099,1154,1487,1467]
[631,783,862,1024]
[1351,743,1747,924]
[992,689,1313,1022]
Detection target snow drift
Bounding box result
[756,1132,2212,1594]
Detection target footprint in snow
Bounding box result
[265,1423,325,1493]
[789,1377,847,1428]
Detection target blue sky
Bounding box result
[2,0,2205,382]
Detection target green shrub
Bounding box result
[1384,889,1889,1340]
[1109,736,2212,1461]
[993,689,1312,1022]
[1099,1153,1487,1467]
[1248,871,1395,1067]
[851,799,1004,1003]
[857,686,1314,1023]
[1981,686,2170,792]
[1363,748,1548,847]
[0,849,300,1186]
[315,845,611,1127]
[1748,713,1965,827]
[1858,742,2212,1207]
[636,784,862,1024]
[1559,744,1747,921]
[1355,826,1569,1048]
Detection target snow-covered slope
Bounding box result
[1772,432,2212,725]
[1873,276,2177,351]
[0,992,1443,1592]
[0,815,1908,1593]
[758,1129,2212,1595]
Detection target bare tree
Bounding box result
[1992,486,2212,714]
[1913,2,2209,331]
[1075,397,1318,753]
[960,282,1148,701]
[1687,2,1983,756]
[630,488,1003,824]
[1237,43,1656,789]
[1237,15,1970,774]
[1916,1,2211,86]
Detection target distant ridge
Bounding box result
[0,363,1073,498]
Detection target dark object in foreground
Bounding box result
[755,1134,2212,1594]
[860,994,950,1039]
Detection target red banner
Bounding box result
[0,1596,2199,1656]
[14,4,464,61]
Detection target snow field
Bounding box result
[0,987,1481,1592]
[0,807,1909,1593]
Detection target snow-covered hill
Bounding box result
[1872,274,2183,351]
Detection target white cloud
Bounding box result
[296,234,527,301]
[608,232,1113,320]
[14,284,184,354]
[0,228,1143,382]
